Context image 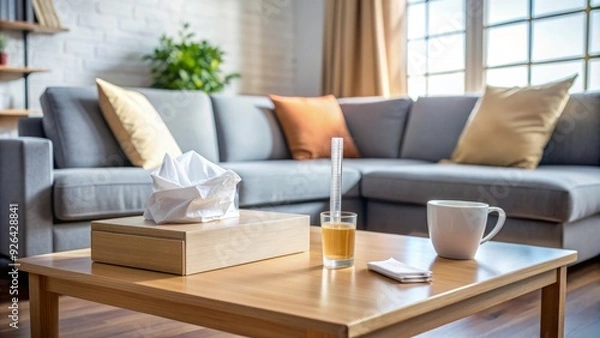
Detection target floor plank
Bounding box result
[418,256,600,338]
[0,256,598,337]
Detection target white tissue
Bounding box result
[143,151,242,224]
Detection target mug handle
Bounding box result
[480,206,506,244]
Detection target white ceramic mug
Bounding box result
[427,200,506,260]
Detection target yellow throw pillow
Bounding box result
[269,94,360,160]
[96,78,182,169]
[449,76,576,169]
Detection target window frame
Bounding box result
[406,0,600,95]
[406,0,468,95]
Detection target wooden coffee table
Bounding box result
[20,227,576,338]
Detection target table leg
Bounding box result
[540,266,566,338]
[29,274,59,338]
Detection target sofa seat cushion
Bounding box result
[221,160,361,207]
[54,168,152,221]
[344,158,431,174]
[362,164,600,223]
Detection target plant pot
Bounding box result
[0,53,7,65]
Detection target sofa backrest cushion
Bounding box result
[338,97,412,158]
[540,91,600,166]
[401,96,479,162]
[40,87,219,168]
[41,87,128,168]
[211,95,290,162]
[137,88,219,163]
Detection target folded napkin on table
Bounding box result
[367,258,432,283]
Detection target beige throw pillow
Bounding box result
[96,78,182,169]
[449,76,576,169]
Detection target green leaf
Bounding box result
[178,69,190,81]
[142,23,241,92]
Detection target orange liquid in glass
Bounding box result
[322,223,355,260]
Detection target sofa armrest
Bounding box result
[0,137,54,257]
[18,117,45,138]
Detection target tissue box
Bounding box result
[91,210,309,275]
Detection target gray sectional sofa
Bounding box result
[1,87,599,264]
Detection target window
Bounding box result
[406,0,600,96]
[406,0,466,97]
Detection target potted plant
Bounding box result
[0,34,8,66]
[143,23,240,93]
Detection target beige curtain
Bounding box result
[322,0,407,97]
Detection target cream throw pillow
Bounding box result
[449,76,576,169]
[96,78,182,169]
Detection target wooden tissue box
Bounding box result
[91,210,310,275]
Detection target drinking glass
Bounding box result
[320,211,357,269]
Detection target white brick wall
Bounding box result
[0,0,296,116]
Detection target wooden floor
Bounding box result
[0,256,598,338]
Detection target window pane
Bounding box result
[485,66,528,87]
[408,76,427,98]
[427,72,465,95]
[532,13,585,62]
[408,3,426,39]
[589,59,600,91]
[485,0,528,26]
[428,33,465,73]
[428,0,465,35]
[593,0,600,6]
[531,61,584,92]
[486,23,528,67]
[533,0,586,17]
[591,10,600,54]
[407,40,427,75]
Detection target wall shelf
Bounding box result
[0,66,50,82]
[0,66,50,74]
[0,109,39,117]
[0,19,68,34]
[0,16,68,116]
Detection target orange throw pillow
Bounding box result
[269,94,360,160]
